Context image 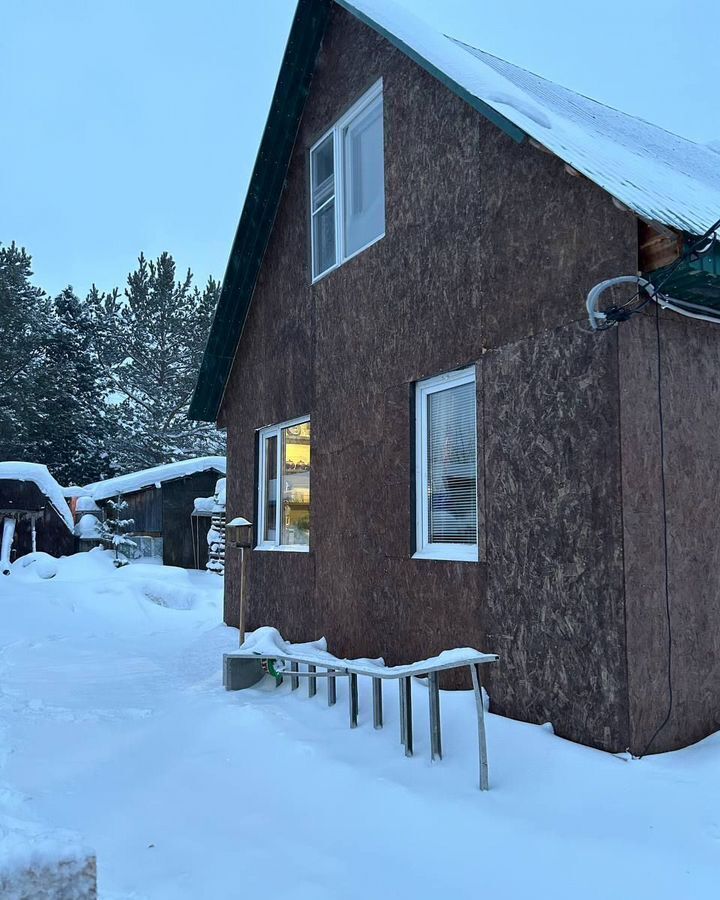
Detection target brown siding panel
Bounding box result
[621,312,720,753]
[220,5,643,750]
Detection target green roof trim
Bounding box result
[190,0,527,422]
[189,0,332,421]
[335,0,526,144]
[647,243,720,312]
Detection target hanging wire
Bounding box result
[594,216,720,330]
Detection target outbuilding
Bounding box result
[0,462,75,571]
[84,457,226,569]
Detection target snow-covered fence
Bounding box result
[224,627,499,790]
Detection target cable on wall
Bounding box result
[586,216,720,332]
[585,214,720,756]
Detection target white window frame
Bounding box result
[309,79,385,282]
[414,367,479,563]
[257,415,311,553]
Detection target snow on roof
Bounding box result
[62,485,87,498]
[86,457,226,501]
[76,495,100,513]
[0,462,74,530]
[344,0,720,235]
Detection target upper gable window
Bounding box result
[310,80,385,281]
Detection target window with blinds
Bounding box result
[415,367,478,561]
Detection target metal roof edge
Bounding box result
[190,0,526,423]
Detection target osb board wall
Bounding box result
[221,5,638,750]
[483,326,628,749]
[620,312,720,753]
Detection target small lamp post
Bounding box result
[226,517,252,645]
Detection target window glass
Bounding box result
[311,133,334,211]
[426,381,477,545]
[310,83,384,280]
[258,419,310,550]
[263,434,278,543]
[312,199,336,277]
[311,134,336,277]
[281,422,311,546]
[343,96,384,256]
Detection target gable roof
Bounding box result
[190,0,720,422]
[84,457,226,502]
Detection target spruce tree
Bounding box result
[33,288,119,485]
[0,243,53,461]
[99,252,225,470]
[98,497,136,567]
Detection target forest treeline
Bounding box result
[0,242,224,486]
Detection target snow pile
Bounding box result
[193,497,214,514]
[0,814,96,900]
[214,477,226,508]
[11,552,59,580]
[0,462,73,530]
[75,514,101,539]
[193,478,227,516]
[347,0,720,235]
[75,496,100,514]
[85,456,226,501]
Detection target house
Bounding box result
[0,462,75,570]
[189,0,720,755]
[84,457,226,569]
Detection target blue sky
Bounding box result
[2,0,719,297]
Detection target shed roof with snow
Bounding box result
[0,462,74,530]
[189,0,720,422]
[84,457,227,501]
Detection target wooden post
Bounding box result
[238,547,246,645]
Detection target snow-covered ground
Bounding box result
[1,551,720,899]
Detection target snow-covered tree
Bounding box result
[0,243,53,461]
[31,288,120,485]
[99,497,136,567]
[0,243,225,482]
[96,252,225,471]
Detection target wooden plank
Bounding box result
[639,220,683,271]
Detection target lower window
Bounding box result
[415,367,478,561]
[257,417,310,551]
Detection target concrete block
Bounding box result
[223,655,264,690]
